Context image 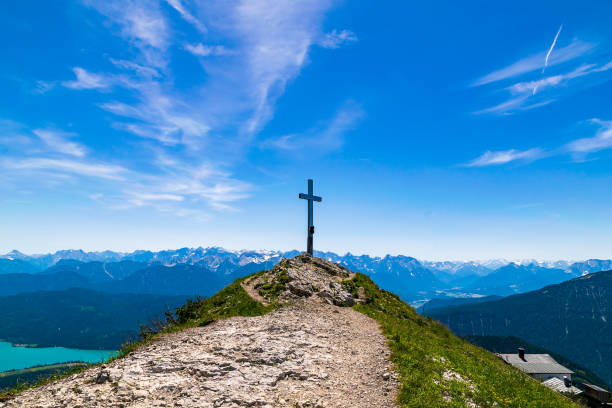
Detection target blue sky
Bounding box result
[1,0,612,260]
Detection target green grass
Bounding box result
[347,272,581,408]
[0,276,277,401]
[254,260,291,301]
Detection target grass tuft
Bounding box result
[256,262,290,301]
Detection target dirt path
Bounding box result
[2,300,397,408]
[241,275,269,305]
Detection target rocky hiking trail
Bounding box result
[1,256,398,407]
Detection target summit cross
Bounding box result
[298,179,322,255]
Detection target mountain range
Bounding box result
[2,247,612,300]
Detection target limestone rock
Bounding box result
[243,253,364,306]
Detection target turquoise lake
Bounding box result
[0,342,116,372]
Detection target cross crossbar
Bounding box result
[298,193,322,202]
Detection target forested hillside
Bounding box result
[430,271,612,386]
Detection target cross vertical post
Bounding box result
[298,179,322,255]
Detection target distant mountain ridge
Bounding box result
[2,247,612,299]
[0,263,224,297]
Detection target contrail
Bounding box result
[543,24,563,73]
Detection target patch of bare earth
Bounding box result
[2,297,398,407]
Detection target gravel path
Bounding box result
[2,299,397,408]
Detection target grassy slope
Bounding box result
[346,273,580,408]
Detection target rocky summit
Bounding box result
[241,255,362,306]
[1,255,398,408]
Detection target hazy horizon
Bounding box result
[0,245,602,264]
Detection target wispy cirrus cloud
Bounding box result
[184,43,231,57]
[564,119,612,154]
[2,158,125,180]
[100,89,211,148]
[33,129,88,157]
[472,39,594,86]
[472,32,612,115]
[227,0,337,133]
[466,119,612,167]
[508,61,612,96]
[164,0,206,33]
[319,29,358,49]
[92,161,252,212]
[465,148,544,167]
[261,101,364,153]
[125,191,185,206]
[84,0,170,68]
[109,59,161,78]
[62,67,113,90]
[0,121,125,180]
[475,60,612,115]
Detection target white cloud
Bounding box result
[508,62,612,95]
[164,0,206,33]
[230,0,334,133]
[33,80,56,94]
[33,129,88,157]
[84,0,169,68]
[319,29,357,49]
[62,67,112,90]
[3,158,125,180]
[114,161,252,212]
[100,90,211,148]
[110,59,161,78]
[565,119,612,154]
[466,148,543,167]
[126,191,185,206]
[474,95,529,115]
[184,43,231,57]
[115,122,181,145]
[472,40,595,86]
[466,119,612,167]
[261,101,364,152]
[476,59,612,114]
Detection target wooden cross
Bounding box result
[298,179,322,255]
